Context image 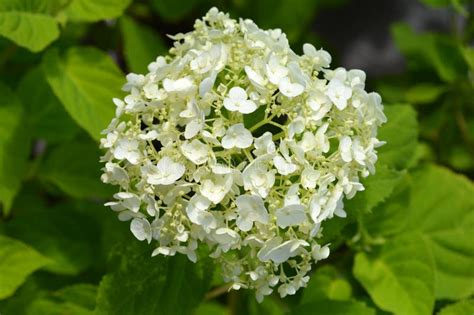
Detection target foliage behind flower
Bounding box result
[100,7,386,301]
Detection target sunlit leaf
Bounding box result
[353,233,435,315]
[291,300,376,315]
[0,235,50,300]
[42,47,124,140]
[0,0,59,52]
[301,265,352,303]
[438,299,474,315]
[402,165,474,299]
[0,83,30,215]
[65,0,132,22]
[377,105,418,170]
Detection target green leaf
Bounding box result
[402,165,474,299]
[345,164,403,215]
[404,83,447,105]
[248,295,285,315]
[461,46,474,70]
[4,202,101,275]
[0,0,68,13]
[42,47,124,140]
[120,16,167,73]
[360,174,411,238]
[55,284,97,311]
[95,241,213,315]
[301,265,352,303]
[194,303,228,315]
[26,284,97,315]
[353,234,435,315]
[377,105,418,170]
[150,0,199,22]
[0,275,46,314]
[0,83,30,215]
[17,67,80,143]
[291,300,376,315]
[360,165,474,299]
[391,23,467,82]
[429,37,468,82]
[65,0,132,22]
[26,298,93,315]
[0,9,59,52]
[0,235,50,299]
[39,140,113,199]
[438,299,474,315]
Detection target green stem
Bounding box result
[249,113,277,132]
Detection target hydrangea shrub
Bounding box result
[100,8,387,300]
[1,0,473,314]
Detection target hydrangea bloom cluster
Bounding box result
[100,8,386,301]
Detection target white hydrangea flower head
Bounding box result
[100,7,386,302]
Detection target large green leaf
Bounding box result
[359,165,474,299]
[360,174,411,238]
[55,284,97,311]
[194,303,227,315]
[247,295,285,315]
[345,164,403,215]
[42,47,124,140]
[65,0,132,22]
[301,265,352,303]
[17,67,80,143]
[377,105,418,170]
[353,234,435,315]
[402,165,474,299]
[0,10,59,52]
[0,83,30,216]
[4,202,101,275]
[0,0,68,13]
[0,235,50,299]
[438,299,474,315]
[39,141,113,199]
[95,241,213,315]
[26,298,93,315]
[120,16,167,73]
[25,284,96,315]
[291,300,376,315]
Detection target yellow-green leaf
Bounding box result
[65,0,132,22]
[0,83,30,215]
[353,233,435,315]
[0,235,50,300]
[42,47,124,140]
[0,11,59,52]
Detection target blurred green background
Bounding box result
[0,0,472,314]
